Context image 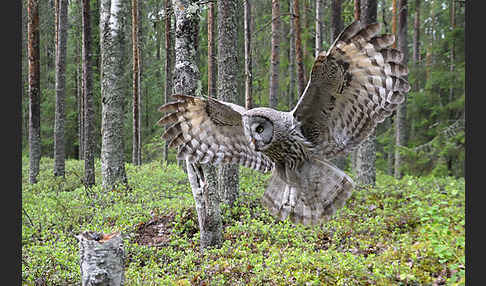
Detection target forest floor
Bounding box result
[22,157,465,285]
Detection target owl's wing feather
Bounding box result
[292,21,410,158]
[157,94,274,173]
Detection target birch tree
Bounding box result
[172,0,223,249]
[217,0,240,206]
[100,0,129,190]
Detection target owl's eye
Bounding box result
[256,125,264,134]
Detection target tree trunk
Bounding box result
[293,0,306,98]
[100,0,129,190]
[162,0,173,163]
[391,0,397,48]
[288,0,296,109]
[82,0,95,187]
[217,0,240,207]
[172,0,223,250]
[354,0,360,21]
[207,1,216,100]
[132,0,141,166]
[76,231,125,286]
[330,0,346,170]
[54,0,68,177]
[355,0,377,186]
[28,0,41,184]
[331,0,342,43]
[394,0,408,179]
[413,0,420,91]
[244,0,252,110]
[315,0,322,58]
[449,0,455,112]
[269,0,280,109]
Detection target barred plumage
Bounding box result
[157,21,410,225]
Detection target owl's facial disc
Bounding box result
[248,116,273,151]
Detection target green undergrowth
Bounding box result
[22,157,465,285]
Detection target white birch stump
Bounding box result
[76,231,125,286]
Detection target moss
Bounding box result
[22,157,465,285]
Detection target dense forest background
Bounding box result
[22,0,465,180]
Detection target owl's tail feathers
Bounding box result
[262,159,355,225]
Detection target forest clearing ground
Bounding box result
[22,157,465,285]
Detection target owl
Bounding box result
[157,21,410,225]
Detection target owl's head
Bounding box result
[242,108,276,152]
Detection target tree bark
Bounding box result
[100,0,129,190]
[288,0,296,109]
[132,0,141,166]
[54,0,68,177]
[394,0,408,179]
[315,0,322,58]
[76,231,125,286]
[391,0,397,48]
[82,0,96,187]
[413,0,420,91]
[354,0,360,21]
[330,0,346,170]
[217,0,240,207]
[163,0,173,163]
[449,0,455,108]
[28,0,41,184]
[331,0,342,43]
[244,0,252,110]
[293,0,306,98]
[269,0,280,109]
[172,0,223,249]
[355,0,377,186]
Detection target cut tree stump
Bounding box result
[76,231,125,286]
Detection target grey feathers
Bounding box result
[157,21,410,226]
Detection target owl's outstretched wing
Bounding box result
[157,94,274,173]
[291,21,410,158]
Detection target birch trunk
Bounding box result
[76,231,125,286]
[269,0,280,109]
[172,0,223,249]
[394,0,408,179]
[54,0,68,177]
[100,0,128,190]
[82,0,96,187]
[217,0,240,207]
[28,0,41,184]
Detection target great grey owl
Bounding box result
[157,21,410,225]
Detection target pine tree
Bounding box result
[394,0,408,179]
[28,0,41,184]
[269,0,280,109]
[82,0,95,186]
[355,0,377,186]
[53,0,68,177]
